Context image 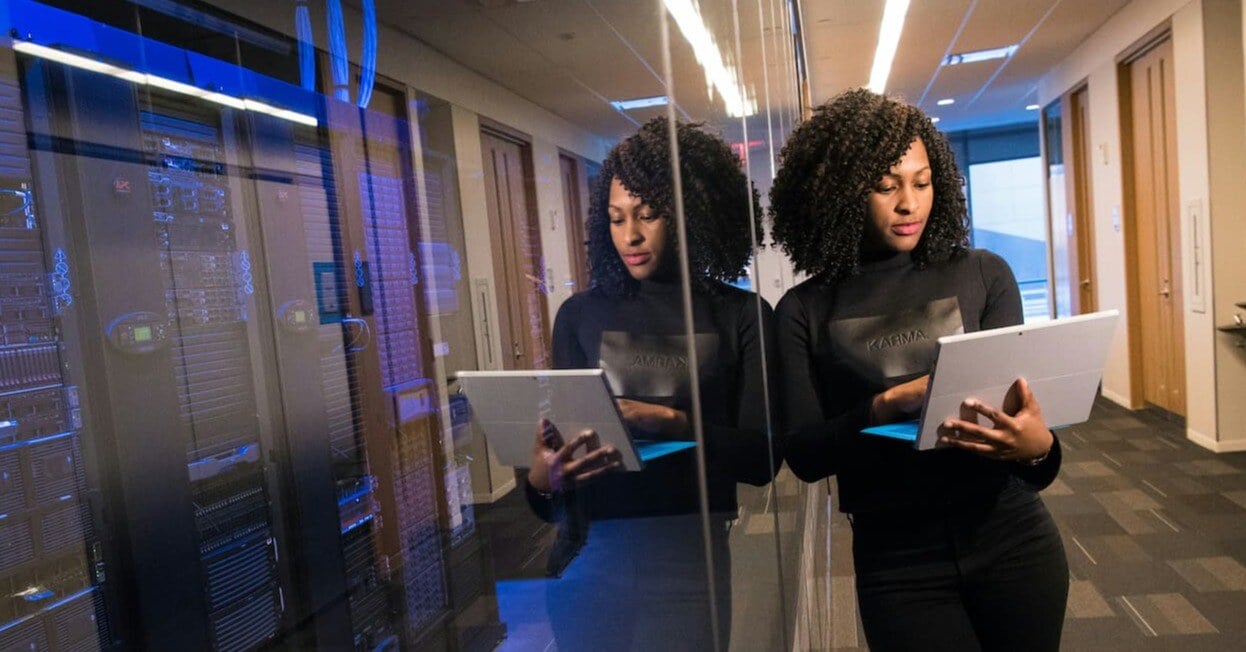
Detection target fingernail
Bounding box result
[943,420,954,429]
[965,399,978,408]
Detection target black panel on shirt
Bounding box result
[534,279,780,520]
[777,249,1061,514]
[600,331,720,404]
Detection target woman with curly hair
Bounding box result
[772,89,1067,651]
[524,117,779,649]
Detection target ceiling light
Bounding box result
[1026,104,1040,111]
[13,40,317,126]
[867,0,910,93]
[942,44,1019,66]
[663,0,755,117]
[936,98,955,106]
[610,95,670,111]
[931,117,941,123]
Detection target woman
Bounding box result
[771,89,1067,651]
[525,117,780,650]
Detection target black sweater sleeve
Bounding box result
[706,296,783,486]
[776,289,871,483]
[978,250,1024,330]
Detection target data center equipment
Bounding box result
[1,4,503,648]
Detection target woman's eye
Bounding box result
[640,213,659,222]
[875,186,896,194]
[915,182,931,189]
[609,217,624,225]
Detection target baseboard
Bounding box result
[473,477,517,505]
[1101,388,1132,409]
[1187,429,1246,453]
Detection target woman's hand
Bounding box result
[615,398,689,438]
[528,418,622,494]
[936,377,1054,463]
[871,375,930,424]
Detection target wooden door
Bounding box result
[560,153,591,293]
[1124,38,1185,415]
[480,130,550,369]
[1068,86,1097,314]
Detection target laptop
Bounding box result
[862,310,1119,450]
[455,369,696,471]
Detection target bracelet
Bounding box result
[1020,448,1050,466]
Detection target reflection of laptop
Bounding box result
[455,369,696,471]
[862,310,1119,450]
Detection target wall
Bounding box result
[1210,0,1246,451]
[1037,0,1246,450]
[1172,1,1218,447]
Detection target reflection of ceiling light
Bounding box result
[942,45,1019,66]
[868,0,910,94]
[931,117,941,123]
[12,40,318,126]
[662,0,756,117]
[610,95,670,111]
[1026,104,1041,111]
[937,98,955,106]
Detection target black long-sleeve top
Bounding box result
[530,278,781,520]
[777,249,1060,515]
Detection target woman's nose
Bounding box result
[624,219,644,244]
[895,187,915,214]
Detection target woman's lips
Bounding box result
[892,222,923,236]
[623,252,652,266]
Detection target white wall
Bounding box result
[1171,1,1218,447]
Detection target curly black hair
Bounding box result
[769,88,970,279]
[587,118,763,296]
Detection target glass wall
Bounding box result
[0,0,805,650]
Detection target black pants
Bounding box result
[851,478,1068,652]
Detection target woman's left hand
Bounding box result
[936,377,1053,463]
[615,398,689,438]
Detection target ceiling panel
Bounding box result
[340,0,1133,143]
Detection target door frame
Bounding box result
[1118,30,1185,413]
[478,123,551,370]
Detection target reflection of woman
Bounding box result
[525,117,778,650]
[772,90,1067,651]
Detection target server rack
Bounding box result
[0,49,110,652]
[8,23,502,649]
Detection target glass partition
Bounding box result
[0,0,805,650]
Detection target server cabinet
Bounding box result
[8,11,502,648]
[0,50,112,652]
[24,63,286,650]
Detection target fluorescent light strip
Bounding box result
[936,98,955,106]
[942,44,1018,66]
[1026,103,1040,111]
[610,95,670,111]
[868,0,910,94]
[12,40,317,127]
[663,0,755,117]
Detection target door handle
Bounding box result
[1080,279,1091,288]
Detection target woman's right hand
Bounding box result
[870,375,930,424]
[528,418,623,494]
